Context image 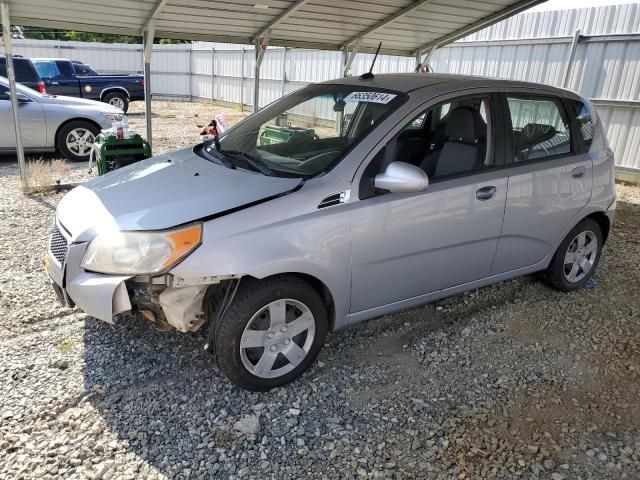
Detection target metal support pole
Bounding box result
[562,29,581,88]
[1,1,27,192]
[142,29,154,150]
[281,47,287,97]
[415,45,437,72]
[187,45,192,101]
[253,30,270,113]
[240,48,245,111]
[253,39,260,112]
[424,45,437,72]
[211,47,215,103]
[343,39,361,77]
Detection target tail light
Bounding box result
[140,78,144,87]
[38,81,46,94]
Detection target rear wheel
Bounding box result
[212,276,328,391]
[543,218,603,291]
[56,120,99,162]
[104,91,129,113]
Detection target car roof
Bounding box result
[320,73,576,97]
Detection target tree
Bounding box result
[19,27,189,44]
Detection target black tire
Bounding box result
[212,276,328,391]
[56,120,99,162]
[542,218,603,292]
[103,91,129,113]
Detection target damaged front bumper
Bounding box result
[45,224,211,333]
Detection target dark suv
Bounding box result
[0,55,45,93]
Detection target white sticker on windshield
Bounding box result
[344,91,397,104]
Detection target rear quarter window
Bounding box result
[566,99,595,149]
[0,58,40,82]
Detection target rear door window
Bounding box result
[34,60,61,80]
[506,95,571,162]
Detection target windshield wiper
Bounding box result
[205,146,234,169]
[220,149,274,176]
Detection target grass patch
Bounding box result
[57,339,74,353]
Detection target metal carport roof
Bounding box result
[1,0,547,191]
[3,0,546,56]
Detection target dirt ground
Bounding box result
[0,99,639,480]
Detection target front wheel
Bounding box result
[56,120,99,162]
[212,276,328,391]
[543,218,603,291]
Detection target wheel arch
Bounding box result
[584,211,611,244]
[100,86,130,101]
[282,272,336,331]
[242,273,336,331]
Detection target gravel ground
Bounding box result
[1,100,639,480]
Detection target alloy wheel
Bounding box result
[109,96,126,110]
[563,230,598,283]
[65,128,95,157]
[240,299,315,379]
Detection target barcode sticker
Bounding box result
[344,91,397,104]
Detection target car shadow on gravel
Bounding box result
[81,315,248,476]
[78,280,529,477]
[77,197,640,477]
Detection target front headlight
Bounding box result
[102,112,126,122]
[81,224,202,275]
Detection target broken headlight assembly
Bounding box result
[80,224,202,275]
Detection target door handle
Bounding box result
[476,186,497,201]
[572,166,586,178]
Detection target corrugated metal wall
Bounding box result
[8,4,640,172]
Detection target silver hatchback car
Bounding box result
[46,74,615,390]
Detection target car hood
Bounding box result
[38,94,117,110]
[57,147,302,241]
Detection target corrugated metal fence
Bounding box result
[10,4,640,174]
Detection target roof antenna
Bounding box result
[360,42,382,80]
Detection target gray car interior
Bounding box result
[391,98,489,179]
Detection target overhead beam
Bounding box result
[251,0,310,43]
[141,0,169,33]
[340,0,435,49]
[411,0,547,55]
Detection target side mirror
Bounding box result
[16,93,32,103]
[374,161,429,194]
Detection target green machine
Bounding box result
[93,133,152,175]
[259,125,316,146]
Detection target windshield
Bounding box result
[198,84,407,178]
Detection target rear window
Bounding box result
[0,57,40,83]
[56,60,75,78]
[74,63,98,76]
[506,95,571,162]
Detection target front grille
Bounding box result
[49,224,68,264]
